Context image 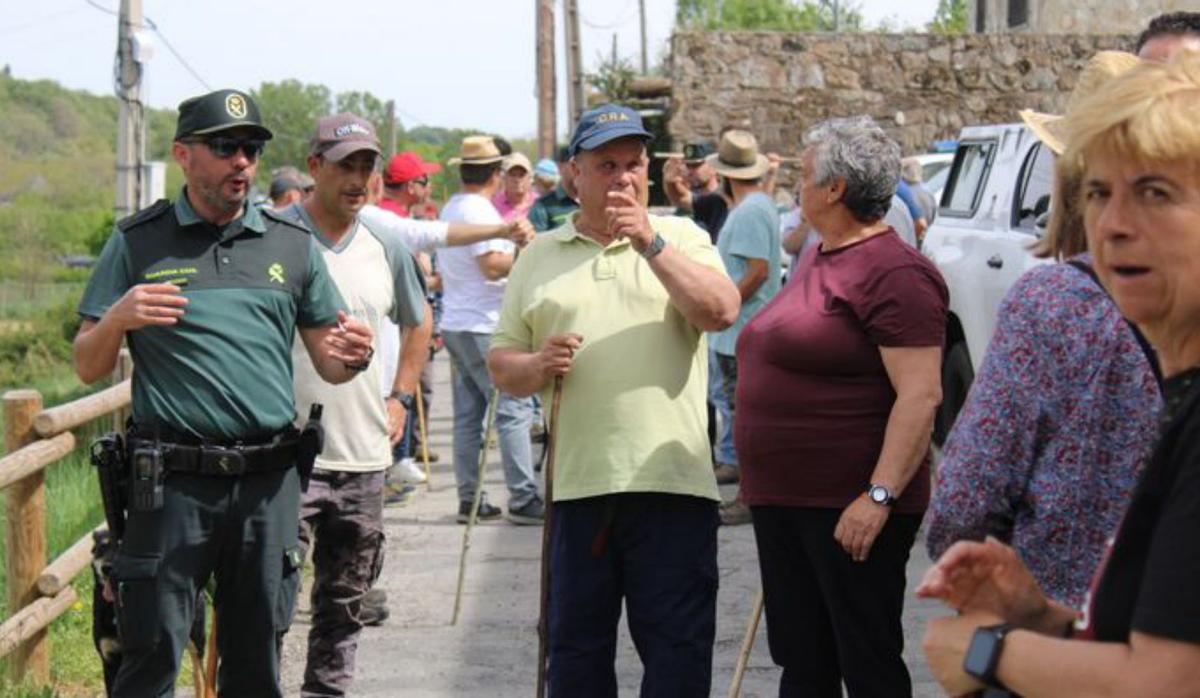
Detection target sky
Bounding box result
[0,0,940,139]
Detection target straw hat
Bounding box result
[1019,51,1142,155]
[705,130,770,180]
[448,135,504,166]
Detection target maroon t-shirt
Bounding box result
[735,230,948,514]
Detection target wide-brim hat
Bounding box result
[449,136,504,166]
[1019,51,1142,156]
[706,130,769,180]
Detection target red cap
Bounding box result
[384,151,442,184]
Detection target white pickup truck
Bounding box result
[921,123,1056,444]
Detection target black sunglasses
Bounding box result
[413,177,429,186]
[186,136,266,160]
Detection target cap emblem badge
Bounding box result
[225,94,247,119]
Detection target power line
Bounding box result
[580,0,638,30]
[83,0,211,90]
[0,7,86,37]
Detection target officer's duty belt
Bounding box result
[127,427,300,477]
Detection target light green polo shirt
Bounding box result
[492,214,726,503]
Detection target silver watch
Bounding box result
[642,233,666,260]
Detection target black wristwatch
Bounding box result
[866,484,896,507]
[963,623,1014,691]
[641,233,666,260]
[387,391,416,411]
[343,346,374,373]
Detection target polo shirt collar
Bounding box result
[554,214,631,250]
[174,187,266,238]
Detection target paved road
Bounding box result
[280,354,948,697]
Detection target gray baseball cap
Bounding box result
[309,113,381,162]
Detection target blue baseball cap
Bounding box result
[533,158,559,180]
[568,104,653,157]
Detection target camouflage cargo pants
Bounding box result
[297,469,386,698]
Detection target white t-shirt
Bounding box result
[437,192,513,333]
[358,204,450,253]
[281,205,426,473]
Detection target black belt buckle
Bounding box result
[201,446,246,475]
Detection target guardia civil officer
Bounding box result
[73,89,373,697]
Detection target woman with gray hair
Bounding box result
[734,116,947,696]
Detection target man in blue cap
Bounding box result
[490,104,740,695]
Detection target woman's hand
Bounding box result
[916,537,1050,627]
[833,494,890,562]
[923,611,1001,696]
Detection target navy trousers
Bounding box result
[548,493,719,698]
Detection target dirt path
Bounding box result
[279,354,947,697]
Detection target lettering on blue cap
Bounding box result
[597,112,631,123]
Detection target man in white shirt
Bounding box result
[439,136,542,524]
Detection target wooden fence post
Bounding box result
[3,389,48,684]
[112,348,133,434]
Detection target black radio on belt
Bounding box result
[130,446,164,512]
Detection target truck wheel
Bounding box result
[933,341,973,447]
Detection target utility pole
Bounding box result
[639,0,648,74]
[612,33,618,69]
[114,0,145,219]
[563,0,584,127]
[536,0,557,159]
[385,100,397,157]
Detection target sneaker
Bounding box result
[393,457,427,484]
[506,496,545,526]
[384,483,417,507]
[360,589,388,627]
[457,496,502,524]
[713,463,740,485]
[719,500,752,526]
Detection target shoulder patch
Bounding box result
[261,206,315,235]
[116,199,172,233]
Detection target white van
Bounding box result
[921,123,1056,444]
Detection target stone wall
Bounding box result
[972,0,1187,35]
[667,32,1132,158]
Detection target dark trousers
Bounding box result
[298,470,386,698]
[750,506,921,698]
[111,467,302,698]
[549,493,719,698]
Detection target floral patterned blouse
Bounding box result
[925,257,1162,608]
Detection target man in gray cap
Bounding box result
[73,89,373,697]
[490,104,740,694]
[275,113,430,697]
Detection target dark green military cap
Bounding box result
[174,89,273,141]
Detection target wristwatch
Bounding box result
[963,623,1014,690]
[866,484,896,507]
[343,346,374,373]
[387,391,416,411]
[642,233,666,260]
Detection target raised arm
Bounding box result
[73,283,188,384]
[607,191,738,331]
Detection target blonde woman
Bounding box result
[921,51,1200,696]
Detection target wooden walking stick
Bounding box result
[451,388,501,625]
[536,375,565,698]
[204,607,218,698]
[727,590,765,698]
[416,388,432,491]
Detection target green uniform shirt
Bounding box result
[528,185,579,233]
[492,214,725,503]
[79,189,346,441]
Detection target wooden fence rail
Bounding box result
[0,352,130,685]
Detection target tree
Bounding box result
[249,80,332,179]
[335,90,391,132]
[675,0,862,32]
[927,0,968,35]
[586,55,637,104]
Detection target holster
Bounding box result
[90,433,128,543]
[297,403,325,493]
